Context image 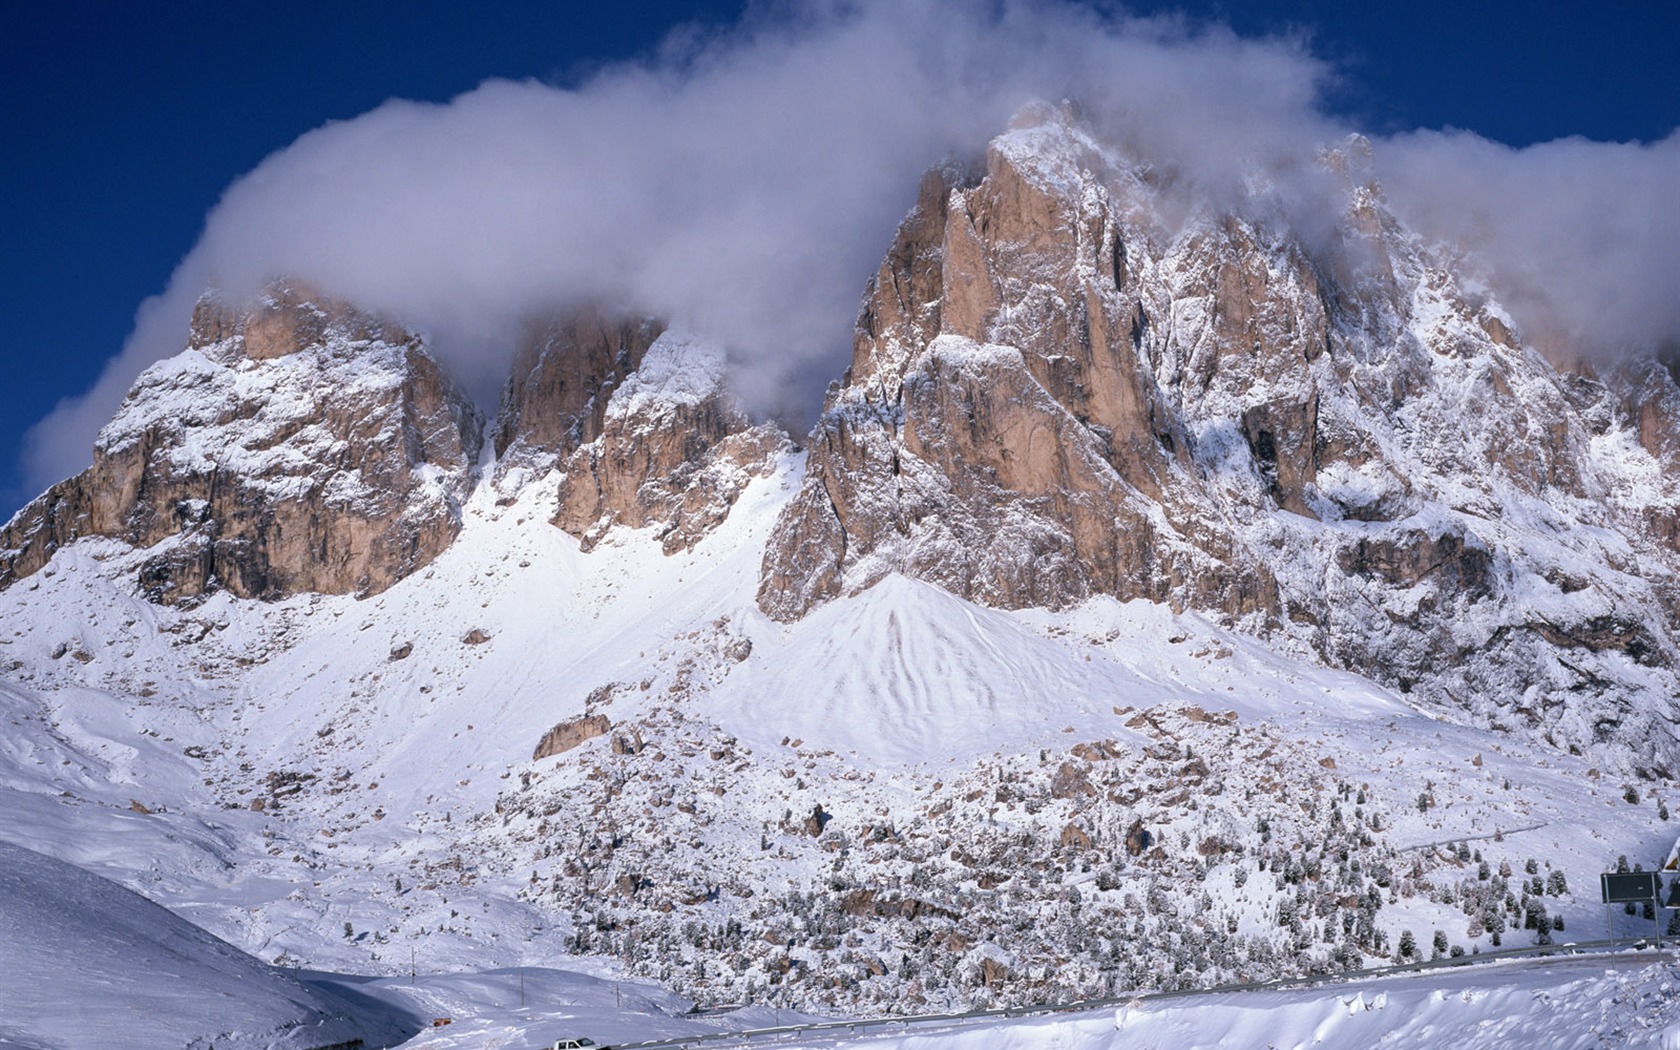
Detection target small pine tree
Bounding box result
[1432,930,1449,959]
[1546,870,1568,896]
[1397,928,1417,962]
[1625,785,1642,805]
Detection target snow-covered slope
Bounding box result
[807,955,1680,1050]
[284,954,1680,1050]
[1,459,1674,1019]
[0,839,413,1050]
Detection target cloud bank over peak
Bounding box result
[21,0,1679,492]
[1379,129,1680,359]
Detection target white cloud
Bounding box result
[1379,128,1680,358]
[21,0,1679,491]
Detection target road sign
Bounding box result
[1602,870,1661,903]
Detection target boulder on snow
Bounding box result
[533,714,612,761]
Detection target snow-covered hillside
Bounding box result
[0,840,413,1049]
[1,455,1674,1024]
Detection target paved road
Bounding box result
[610,938,1676,1050]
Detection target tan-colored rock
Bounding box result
[489,312,787,552]
[759,106,1275,623]
[1124,818,1151,857]
[492,307,663,487]
[551,328,789,554]
[533,714,612,761]
[1058,823,1093,850]
[0,281,482,603]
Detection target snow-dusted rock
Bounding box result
[761,104,1680,769]
[491,313,788,553]
[490,305,664,492]
[553,327,790,554]
[0,281,482,603]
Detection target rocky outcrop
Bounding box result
[533,714,612,761]
[551,329,788,554]
[760,104,1680,770]
[491,308,663,492]
[760,105,1282,623]
[490,313,787,553]
[0,282,482,603]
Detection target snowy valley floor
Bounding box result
[302,950,1680,1050]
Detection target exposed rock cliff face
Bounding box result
[491,313,786,553]
[491,309,664,492]
[761,104,1680,769]
[0,283,483,604]
[552,329,788,553]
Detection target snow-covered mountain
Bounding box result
[763,105,1680,774]
[2,105,1678,1040]
[0,281,483,604]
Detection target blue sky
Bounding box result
[2,0,1676,517]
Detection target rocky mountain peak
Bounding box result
[490,307,664,493]
[187,280,415,362]
[550,327,789,554]
[0,281,483,604]
[487,307,788,553]
[760,109,1680,770]
[760,108,1266,623]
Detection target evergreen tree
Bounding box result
[1396,929,1417,962]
